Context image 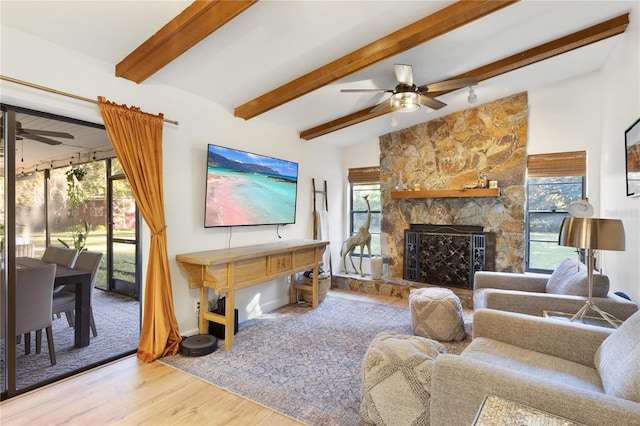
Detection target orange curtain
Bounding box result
[97,96,181,362]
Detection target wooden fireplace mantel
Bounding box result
[176,239,329,349]
[390,188,499,199]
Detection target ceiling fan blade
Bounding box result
[21,128,75,139]
[419,95,447,110]
[20,133,63,145]
[395,64,413,86]
[418,76,478,93]
[340,88,391,93]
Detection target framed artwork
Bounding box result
[625,118,640,197]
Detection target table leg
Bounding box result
[198,287,209,334]
[311,264,319,308]
[224,290,235,350]
[74,275,91,347]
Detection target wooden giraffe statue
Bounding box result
[340,194,372,276]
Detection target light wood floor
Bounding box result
[0,290,408,425]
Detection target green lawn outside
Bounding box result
[529,231,579,271]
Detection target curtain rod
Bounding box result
[1,75,179,125]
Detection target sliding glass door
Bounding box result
[1,105,141,399]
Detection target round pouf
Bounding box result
[360,331,445,426]
[409,287,466,342]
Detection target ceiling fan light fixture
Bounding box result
[391,92,419,112]
[468,86,477,103]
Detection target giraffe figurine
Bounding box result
[340,194,372,276]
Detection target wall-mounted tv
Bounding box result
[625,118,640,197]
[205,144,299,227]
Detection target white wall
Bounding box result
[528,72,602,208]
[0,26,345,335]
[599,0,640,302]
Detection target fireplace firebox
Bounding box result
[404,224,495,289]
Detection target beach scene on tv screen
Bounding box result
[205,145,298,227]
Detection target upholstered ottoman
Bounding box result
[360,331,445,426]
[409,287,466,342]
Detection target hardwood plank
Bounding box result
[116,1,258,84]
[234,0,518,120]
[300,13,629,140]
[0,355,302,425]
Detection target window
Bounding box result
[526,151,586,273]
[347,167,381,256]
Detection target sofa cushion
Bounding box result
[595,310,640,403]
[545,257,609,297]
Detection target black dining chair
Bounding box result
[0,263,58,365]
[52,250,103,337]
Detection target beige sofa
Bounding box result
[430,309,640,425]
[473,257,638,321]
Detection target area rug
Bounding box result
[161,293,472,425]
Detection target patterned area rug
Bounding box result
[161,293,472,425]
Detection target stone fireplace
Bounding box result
[380,92,528,282]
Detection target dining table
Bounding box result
[16,256,93,348]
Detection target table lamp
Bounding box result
[558,216,625,327]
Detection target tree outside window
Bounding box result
[349,183,381,256]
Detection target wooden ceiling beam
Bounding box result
[300,13,629,141]
[234,0,519,120]
[116,0,257,84]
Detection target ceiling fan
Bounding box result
[341,64,477,113]
[1,121,75,145]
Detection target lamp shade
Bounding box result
[558,217,625,251]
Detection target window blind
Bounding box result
[348,166,380,184]
[527,151,586,178]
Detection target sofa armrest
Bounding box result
[472,309,612,367]
[431,354,640,426]
[474,271,549,292]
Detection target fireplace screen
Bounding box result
[404,225,493,289]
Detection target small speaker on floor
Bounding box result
[179,334,218,357]
[209,296,239,339]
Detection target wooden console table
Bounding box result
[176,239,329,349]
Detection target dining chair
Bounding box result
[0,263,58,366]
[52,251,103,337]
[42,246,78,268]
[42,246,78,292]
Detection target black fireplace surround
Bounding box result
[404,224,495,289]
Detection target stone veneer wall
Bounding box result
[380,92,528,278]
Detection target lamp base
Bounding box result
[570,300,621,328]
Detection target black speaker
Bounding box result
[209,297,239,339]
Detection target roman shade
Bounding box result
[527,150,586,178]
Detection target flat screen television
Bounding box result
[204,144,299,227]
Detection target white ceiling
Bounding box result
[0,0,634,164]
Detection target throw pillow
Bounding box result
[595,310,640,403]
[545,257,610,297]
[360,332,446,426]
